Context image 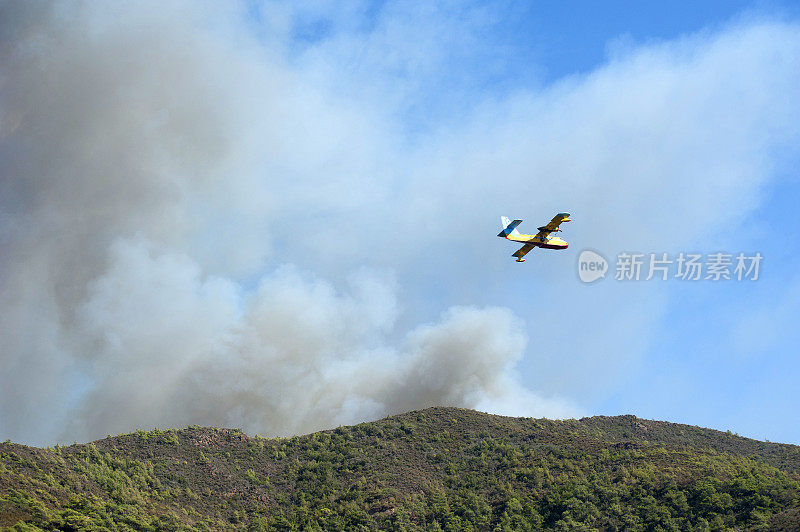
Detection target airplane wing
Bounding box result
[534,212,571,240]
[512,243,535,259]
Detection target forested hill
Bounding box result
[2,407,799,531]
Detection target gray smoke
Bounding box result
[0,2,576,445]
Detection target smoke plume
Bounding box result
[0,2,575,445]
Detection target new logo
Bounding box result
[578,250,608,283]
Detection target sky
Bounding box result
[1,0,799,446]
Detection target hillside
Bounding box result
[1,407,799,531]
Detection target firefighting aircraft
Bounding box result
[497,213,571,262]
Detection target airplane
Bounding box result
[498,213,571,262]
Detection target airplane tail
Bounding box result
[498,216,523,238]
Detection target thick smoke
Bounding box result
[0,2,575,445]
[73,243,563,439]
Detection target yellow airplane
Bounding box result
[498,213,571,262]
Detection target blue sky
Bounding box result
[608,171,800,443]
[2,0,799,445]
[265,0,800,442]
[570,3,800,443]
[277,1,800,130]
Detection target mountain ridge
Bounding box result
[2,407,799,530]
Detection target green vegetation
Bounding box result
[1,408,799,530]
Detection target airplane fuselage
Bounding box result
[504,234,569,250]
